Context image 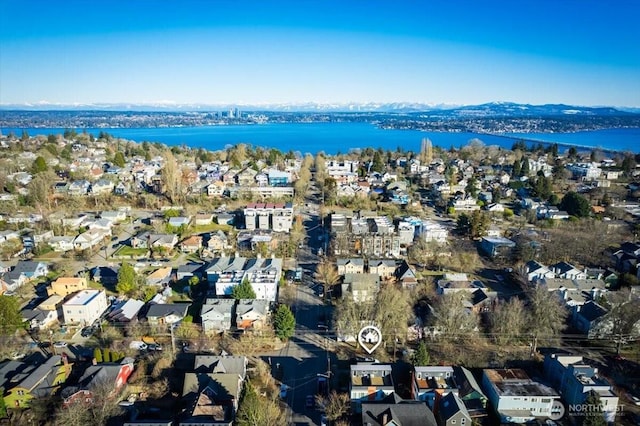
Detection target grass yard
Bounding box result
[193,223,233,233]
[113,245,149,257]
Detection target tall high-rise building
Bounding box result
[420,138,433,165]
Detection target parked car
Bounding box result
[80,326,95,338]
[279,384,288,399]
[147,343,163,351]
[305,395,315,409]
[320,414,328,426]
[129,341,148,350]
[53,341,68,348]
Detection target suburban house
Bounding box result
[48,276,88,297]
[453,366,488,420]
[207,230,230,254]
[145,303,190,325]
[421,220,449,243]
[146,267,172,286]
[350,363,395,413]
[412,365,458,408]
[395,260,419,290]
[342,273,380,303]
[573,301,609,337]
[436,273,487,295]
[90,178,115,195]
[195,213,214,226]
[62,290,109,326]
[91,265,119,286]
[48,236,75,252]
[181,372,243,425]
[479,236,516,259]
[176,263,206,282]
[361,394,438,426]
[3,355,71,409]
[74,228,110,251]
[522,261,556,283]
[336,258,365,275]
[201,298,236,333]
[193,355,247,379]
[235,299,269,331]
[168,216,192,228]
[62,358,134,407]
[107,299,145,323]
[206,257,283,302]
[180,235,203,253]
[437,392,472,426]
[551,261,587,280]
[482,369,561,424]
[543,354,618,422]
[11,261,49,280]
[130,232,178,250]
[368,259,397,279]
[100,210,127,222]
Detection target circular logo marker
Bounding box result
[549,399,565,421]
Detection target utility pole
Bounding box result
[170,323,176,354]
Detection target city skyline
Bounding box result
[1,0,639,107]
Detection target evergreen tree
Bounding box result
[0,388,6,418]
[372,151,384,173]
[412,341,430,366]
[113,151,126,167]
[31,156,48,174]
[116,262,137,295]
[232,277,256,299]
[0,296,24,334]
[512,159,521,177]
[559,191,591,217]
[273,304,296,340]
[582,391,606,426]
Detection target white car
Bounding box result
[53,341,68,348]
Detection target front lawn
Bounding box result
[113,246,149,258]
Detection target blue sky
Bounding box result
[1,0,639,107]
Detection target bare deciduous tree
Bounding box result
[315,260,340,300]
[527,285,568,352]
[315,391,350,422]
[489,298,527,345]
[374,284,411,346]
[429,292,480,340]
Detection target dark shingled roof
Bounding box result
[361,393,437,426]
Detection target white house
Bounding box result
[482,369,561,424]
[49,236,75,252]
[74,228,110,251]
[62,290,108,326]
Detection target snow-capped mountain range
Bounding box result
[1,101,638,116]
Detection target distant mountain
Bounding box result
[425,102,635,118]
[0,101,637,116]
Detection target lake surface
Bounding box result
[3,123,639,154]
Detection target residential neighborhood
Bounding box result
[0,130,639,426]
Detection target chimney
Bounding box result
[382,412,389,425]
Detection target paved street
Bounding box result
[262,281,334,426]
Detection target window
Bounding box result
[451,421,456,424]
[461,419,466,425]
[541,398,551,403]
[17,390,24,395]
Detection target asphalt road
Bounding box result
[262,281,333,426]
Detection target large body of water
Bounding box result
[3,123,639,155]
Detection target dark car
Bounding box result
[148,343,163,351]
[305,395,315,409]
[80,327,95,338]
